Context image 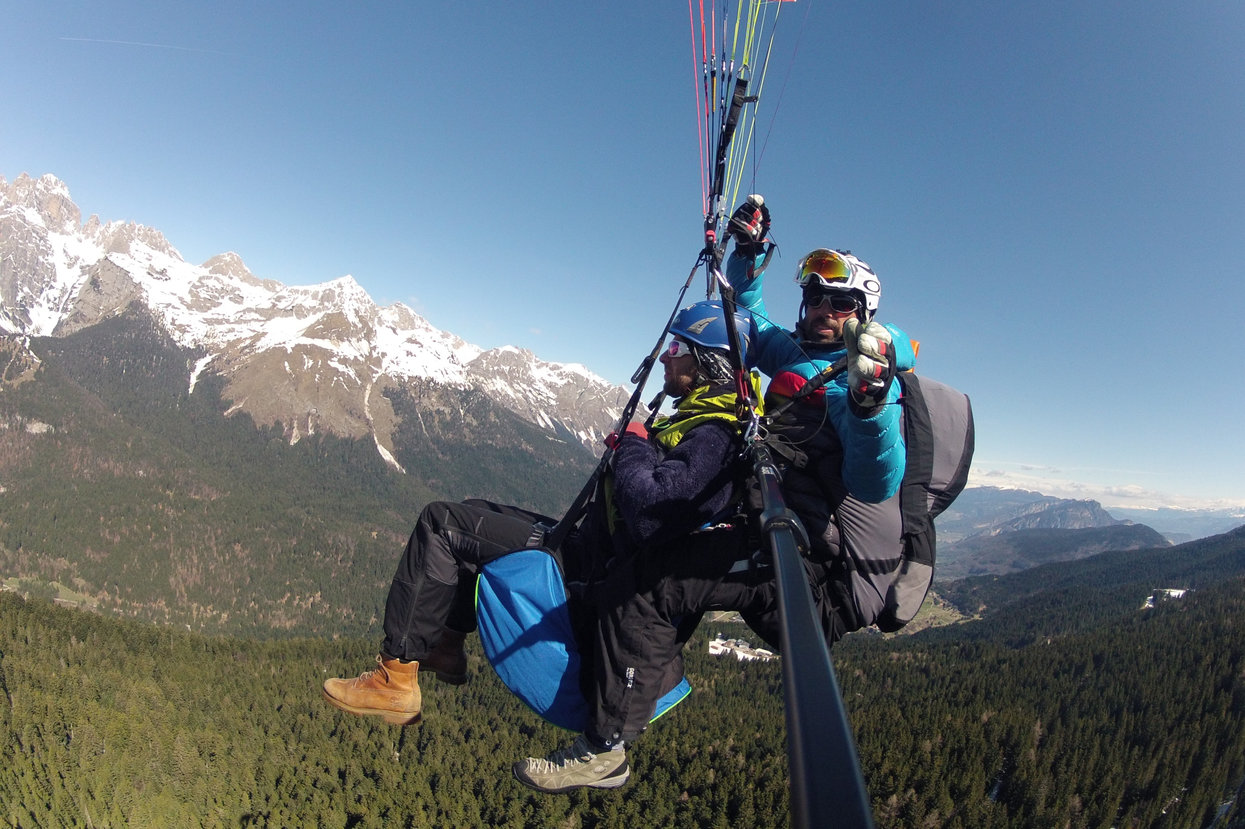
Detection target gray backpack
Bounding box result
[874,373,975,632]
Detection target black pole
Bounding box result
[752,443,876,829]
[698,66,873,829]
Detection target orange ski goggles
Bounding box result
[795,249,853,287]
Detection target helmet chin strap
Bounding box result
[691,346,736,387]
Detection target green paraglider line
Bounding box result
[691,4,879,829]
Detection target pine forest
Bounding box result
[2,573,1244,828]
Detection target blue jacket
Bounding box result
[726,251,915,502]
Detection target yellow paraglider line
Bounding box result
[690,0,792,247]
[724,1,788,210]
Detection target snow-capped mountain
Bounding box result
[0,172,633,465]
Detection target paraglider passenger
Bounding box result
[322,301,761,792]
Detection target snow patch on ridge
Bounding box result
[188,355,213,393]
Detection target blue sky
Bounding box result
[3,1,1243,510]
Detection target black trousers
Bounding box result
[381,499,553,662]
[380,499,848,749]
[586,526,848,748]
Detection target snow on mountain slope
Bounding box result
[1,172,630,462]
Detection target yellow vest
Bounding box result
[604,372,764,537]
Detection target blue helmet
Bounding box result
[669,300,757,370]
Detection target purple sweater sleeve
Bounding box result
[609,421,739,547]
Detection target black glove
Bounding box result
[728,194,770,254]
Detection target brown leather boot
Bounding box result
[322,656,421,725]
[421,629,469,685]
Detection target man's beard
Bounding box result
[663,373,695,398]
[797,316,843,345]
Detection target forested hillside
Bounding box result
[936,525,1245,645]
[936,524,1169,580]
[4,572,1244,827]
[0,312,596,638]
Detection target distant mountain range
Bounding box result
[1,172,632,636]
[932,486,1243,580]
[937,523,1170,581]
[932,523,1245,641]
[1,172,634,458]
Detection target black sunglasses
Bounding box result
[806,292,860,314]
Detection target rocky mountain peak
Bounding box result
[991,498,1124,534]
[203,252,264,286]
[0,171,631,463]
[2,173,81,234]
[91,219,182,260]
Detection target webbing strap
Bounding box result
[763,356,848,423]
[545,251,709,552]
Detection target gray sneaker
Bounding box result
[513,736,630,793]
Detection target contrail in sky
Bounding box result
[59,37,233,56]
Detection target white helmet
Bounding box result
[794,248,881,317]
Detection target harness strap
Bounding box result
[545,253,711,551]
[764,357,848,422]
